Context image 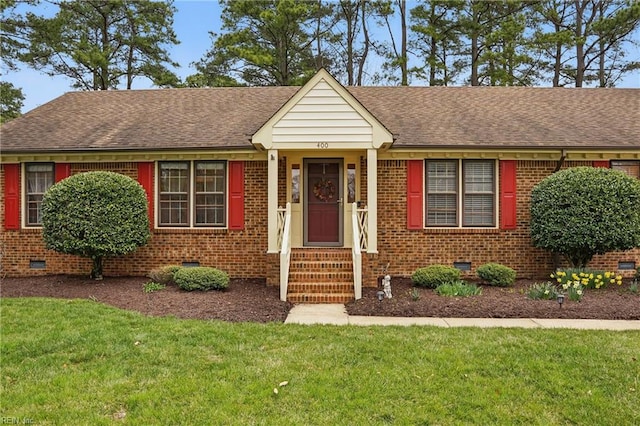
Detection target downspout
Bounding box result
[554,149,567,173]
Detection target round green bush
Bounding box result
[530,167,640,267]
[476,263,516,287]
[174,267,229,291]
[42,171,150,279]
[411,265,461,289]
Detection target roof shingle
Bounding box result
[1,85,638,153]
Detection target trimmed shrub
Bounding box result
[435,281,482,297]
[412,265,461,289]
[42,171,150,279]
[476,263,516,287]
[530,167,640,268]
[174,267,229,291]
[147,265,182,285]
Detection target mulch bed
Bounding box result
[0,275,292,323]
[347,278,640,320]
[1,275,638,322]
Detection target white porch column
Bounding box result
[367,148,378,253]
[267,149,279,253]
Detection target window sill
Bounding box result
[20,226,43,233]
[154,227,229,234]
[423,228,500,234]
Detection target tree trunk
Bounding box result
[470,4,479,86]
[343,1,354,85]
[598,1,606,87]
[574,0,585,87]
[399,0,407,86]
[356,0,369,86]
[91,256,104,280]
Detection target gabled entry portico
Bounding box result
[252,69,393,302]
[252,69,393,255]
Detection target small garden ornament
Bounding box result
[382,263,392,299]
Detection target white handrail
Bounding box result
[356,207,368,251]
[279,203,292,301]
[352,202,363,300]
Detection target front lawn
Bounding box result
[1,298,638,425]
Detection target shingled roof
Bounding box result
[2,85,638,153]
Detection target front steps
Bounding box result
[286,248,355,303]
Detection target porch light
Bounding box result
[557,293,565,308]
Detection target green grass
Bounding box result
[2,298,639,425]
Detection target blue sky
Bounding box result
[3,0,639,114]
[4,1,223,112]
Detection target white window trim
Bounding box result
[21,162,55,229]
[424,159,498,229]
[155,160,229,229]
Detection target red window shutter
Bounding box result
[4,164,20,230]
[228,161,244,230]
[55,163,71,182]
[406,160,424,230]
[137,162,154,228]
[593,161,609,168]
[499,160,517,230]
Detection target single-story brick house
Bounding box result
[2,69,639,302]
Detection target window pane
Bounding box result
[196,162,225,193]
[612,161,640,179]
[464,194,494,226]
[25,163,54,226]
[159,162,189,226]
[347,164,356,204]
[426,161,457,226]
[291,165,300,203]
[464,161,493,192]
[427,194,457,226]
[195,161,226,226]
[463,161,494,227]
[427,161,457,192]
[195,194,224,225]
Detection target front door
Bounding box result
[304,159,343,246]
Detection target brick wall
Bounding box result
[369,159,640,280]
[1,161,269,278]
[2,159,639,280]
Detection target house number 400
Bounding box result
[317,142,329,149]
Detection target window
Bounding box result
[25,163,54,226]
[158,161,226,227]
[425,160,495,227]
[612,160,640,179]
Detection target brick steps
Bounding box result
[286,293,355,304]
[286,248,354,304]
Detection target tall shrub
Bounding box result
[530,167,640,267]
[42,171,151,279]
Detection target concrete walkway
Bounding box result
[285,304,640,330]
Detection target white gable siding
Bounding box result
[273,80,373,144]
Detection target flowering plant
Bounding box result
[551,268,622,290]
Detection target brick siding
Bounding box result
[1,161,269,278]
[2,159,638,280]
[364,159,639,282]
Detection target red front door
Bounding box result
[305,159,343,246]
